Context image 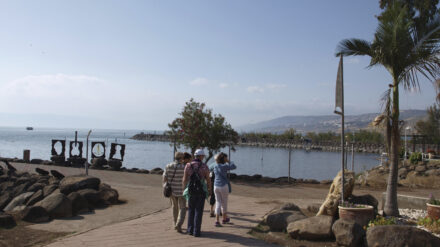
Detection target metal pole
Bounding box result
[85,130,92,175]
[340,55,345,204]
[405,128,407,161]
[288,147,291,183]
[351,142,354,171]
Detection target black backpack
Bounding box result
[188,162,205,198]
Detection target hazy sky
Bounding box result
[0,1,436,130]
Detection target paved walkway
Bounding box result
[46,195,280,247]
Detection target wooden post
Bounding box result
[23,150,30,163]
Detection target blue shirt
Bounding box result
[209,162,237,187]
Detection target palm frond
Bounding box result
[335,39,372,57]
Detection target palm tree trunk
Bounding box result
[384,81,401,216]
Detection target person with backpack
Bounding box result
[162,152,186,233]
[182,149,211,237]
[211,152,236,227]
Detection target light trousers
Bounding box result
[214,184,229,215]
[170,196,186,228]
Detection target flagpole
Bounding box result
[335,54,345,204]
[341,55,345,204]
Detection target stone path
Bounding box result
[46,195,280,247]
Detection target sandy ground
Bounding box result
[8,162,440,246]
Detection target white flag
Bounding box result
[335,55,343,115]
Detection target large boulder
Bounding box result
[20,206,50,223]
[78,189,102,207]
[0,212,16,228]
[35,192,72,218]
[332,219,365,247]
[287,215,334,240]
[35,168,49,176]
[59,175,101,195]
[43,184,58,197]
[4,192,35,212]
[265,210,307,231]
[317,169,355,216]
[67,192,90,215]
[0,181,15,192]
[0,191,12,210]
[26,189,44,206]
[366,225,440,247]
[150,167,164,175]
[99,183,119,205]
[11,182,32,197]
[27,183,46,193]
[50,170,65,180]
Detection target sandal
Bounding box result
[215,221,222,227]
[210,213,215,217]
[222,218,230,224]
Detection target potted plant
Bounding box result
[427,194,440,220]
[338,201,374,227]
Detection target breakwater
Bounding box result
[131,132,385,154]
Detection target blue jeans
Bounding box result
[187,195,205,236]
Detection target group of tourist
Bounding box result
[162,149,237,237]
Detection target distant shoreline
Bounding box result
[130,132,385,154]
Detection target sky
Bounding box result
[0,0,437,130]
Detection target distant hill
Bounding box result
[237,109,427,134]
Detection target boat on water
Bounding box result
[26,127,34,131]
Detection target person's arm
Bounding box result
[162,166,168,186]
[182,166,189,190]
[225,158,237,170]
[205,170,212,195]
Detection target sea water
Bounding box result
[0,127,380,181]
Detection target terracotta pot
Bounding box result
[427,203,440,220]
[338,204,374,227]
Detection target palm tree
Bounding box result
[336,3,440,216]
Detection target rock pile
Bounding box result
[357,160,440,188]
[0,160,119,228]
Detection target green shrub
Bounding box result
[367,215,396,229]
[429,194,440,205]
[418,217,440,234]
[409,152,422,164]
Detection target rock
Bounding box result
[398,168,408,179]
[27,182,46,192]
[150,167,164,175]
[0,181,15,192]
[317,169,355,216]
[332,219,365,247]
[20,206,50,223]
[4,192,34,212]
[0,213,16,228]
[306,203,321,214]
[366,225,440,247]
[50,170,65,180]
[49,177,60,185]
[415,165,427,173]
[59,175,101,195]
[78,189,102,207]
[26,189,44,206]
[15,176,35,186]
[43,184,58,197]
[287,215,334,240]
[35,168,49,176]
[35,192,72,218]
[2,160,16,173]
[99,183,119,205]
[321,180,333,185]
[30,159,43,164]
[265,210,307,231]
[107,159,122,170]
[346,194,379,215]
[426,169,440,176]
[91,158,107,168]
[67,192,90,215]
[275,203,299,211]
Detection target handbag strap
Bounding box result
[169,163,178,183]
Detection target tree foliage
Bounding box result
[166,98,238,163]
[336,2,440,216]
[415,104,440,144]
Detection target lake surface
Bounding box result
[0,127,380,181]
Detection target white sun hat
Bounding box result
[194,149,205,156]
